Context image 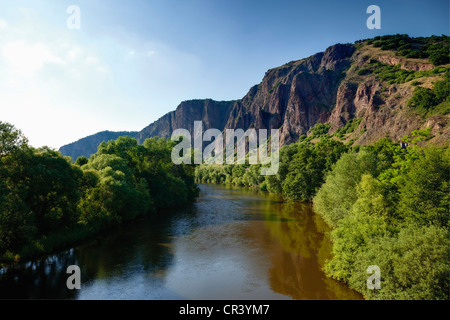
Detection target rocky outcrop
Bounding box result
[136,99,235,143]
[377,55,434,71]
[223,43,356,145]
[60,39,449,159]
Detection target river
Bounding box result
[0,184,362,299]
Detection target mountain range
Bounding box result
[59,35,449,160]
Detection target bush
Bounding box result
[408,72,449,115]
[313,151,378,228]
[367,34,449,66]
[350,224,449,300]
[334,118,362,136]
[309,123,331,137]
[408,87,437,110]
[398,147,449,228]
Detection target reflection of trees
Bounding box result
[74,213,184,282]
[263,201,322,259]
[0,249,78,299]
[261,201,362,300]
[0,185,213,299]
[0,212,183,299]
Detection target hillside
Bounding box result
[136,99,235,143]
[59,131,138,160]
[60,35,449,160]
[137,34,449,147]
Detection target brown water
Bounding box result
[0,184,362,299]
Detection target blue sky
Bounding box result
[0,0,448,148]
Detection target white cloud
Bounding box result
[66,46,83,60]
[85,56,99,64]
[0,19,7,29]
[0,14,114,148]
[0,6,206,148]
[1,40,64,77]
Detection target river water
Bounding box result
[0,184,361,299]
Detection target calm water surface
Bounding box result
[0,184,362,299]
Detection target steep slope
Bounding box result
[136,36,448,148]
[59,131,138,160]
[224,36,448,146]
[136,99,235,143]
[60,35,449,159]
[224,44,356,145]
[326,37,449,146]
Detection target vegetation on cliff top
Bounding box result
[408,68,450,117]
[356,34,449,66]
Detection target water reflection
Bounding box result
[0,184,362,300]
[0,249,78,299]
[251,201,360,299]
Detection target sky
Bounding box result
[0,0,448,149]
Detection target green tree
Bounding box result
[282,145,323,201]
[325,210,388,281]
[408,87,437,110]
[0,122,28,158]
[0,185,35,256]
[398,147,449,228]
[79,167,151,228]
[350,224,449,299]
[75,156,89,166]
[351,174,394,222]
[313,151,378,228]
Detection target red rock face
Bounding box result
[136,99,235,143]
[136,43,448,148]
[222,44,356,145]
[377,55,434,71]
[61,41,449,160]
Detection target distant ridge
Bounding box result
[59,131,138,160]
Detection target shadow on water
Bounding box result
[0,183,362,300]
[0,203,199,299]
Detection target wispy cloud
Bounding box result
[0,10,114,147]
[0,18,7,29]
[0,4,207,148]
[2,40,64,77]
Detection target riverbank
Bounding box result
[195,138,450,300]
[0,184,362,299]
[0,128,199,265]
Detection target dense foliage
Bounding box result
[357,61,448,85]
[356,34,450,66]
[313,138,449,300]
[195,137,348,202]
[0,122,198,262]
[196,128,449,299]
[408,69,450,116]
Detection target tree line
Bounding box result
[0,122,198,262]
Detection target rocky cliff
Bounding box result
[135,37,448,147]
[223,44,356,145]
[135,99,235,143]
[60,35,449,160]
